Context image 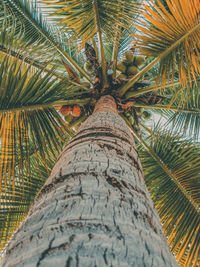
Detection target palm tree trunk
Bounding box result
[3,96,178,267]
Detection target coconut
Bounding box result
[129,116,134,125]
[84,62,93,73]
[142,111,151,119]
[127,65,139,75]
[134,56,145,67]
[117,74,127,79]
[116,70,121,76]
[116,61,126,73]
[123,51,134,65]
[64,114,73,123]
[135,107,143,114]
[72,105,81,117]
[60,106,71,115]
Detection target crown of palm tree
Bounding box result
[0,0,200,265]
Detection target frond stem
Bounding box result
[112,29,120,79]
[111,0,126,79]
[133,104,200,114]
[0,48,90,87]
[139,122,152,134]
[69,115,87,128]
[125,80,181,98]
[0,99,90,114]
[91,37,98,59]
[93,0,108,85]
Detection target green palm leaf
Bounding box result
[41,0,140,45]
[143,80,200,139]
[119,0,200,96]
[0,55,78,194]
[0,0,60,64]
[0,153,55,257]
[164,83,200,139]
[41,0,140,82]
[1,0,90,81]
[0,54,78,256]
[138,130,200,266]
[136,0,200,85]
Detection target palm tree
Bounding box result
[0,0,200,266]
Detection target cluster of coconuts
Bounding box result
[126,107,151,132]
[60,105,81,117]
[135,107,151,120]
[116,51,145,79]
[59,105,82,127]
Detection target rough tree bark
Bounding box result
[3,96,178,267]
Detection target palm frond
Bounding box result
[134,103,200,114]
[0,0,60,64]
[0,153,55,257]
[1,0,90,81]
[0,55,77,257]
[40,0,140,85]
[0,55,76,196]
[41,0,140,46]
[166,111,200,141]
[149,80,200,139]
[137,129,200,266]
[98,30,135,65]
[119,0,200,95]
[165,83,200,140]
[135,0,200,86]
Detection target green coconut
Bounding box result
[129,116,134,125]
[142,111,151,119]
[123,51,134,65]
[84,62,93,73]
[117,61,126,73]
[135,107,144,114]
[134,56,145,67]
[64,114,73,123]
[117,73,127,79]
[127,65,139,75]
[116,70,121,76]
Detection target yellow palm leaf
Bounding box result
[135,0,200,86]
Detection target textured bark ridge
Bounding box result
[3,98,178,266]
[93,95,117,114]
